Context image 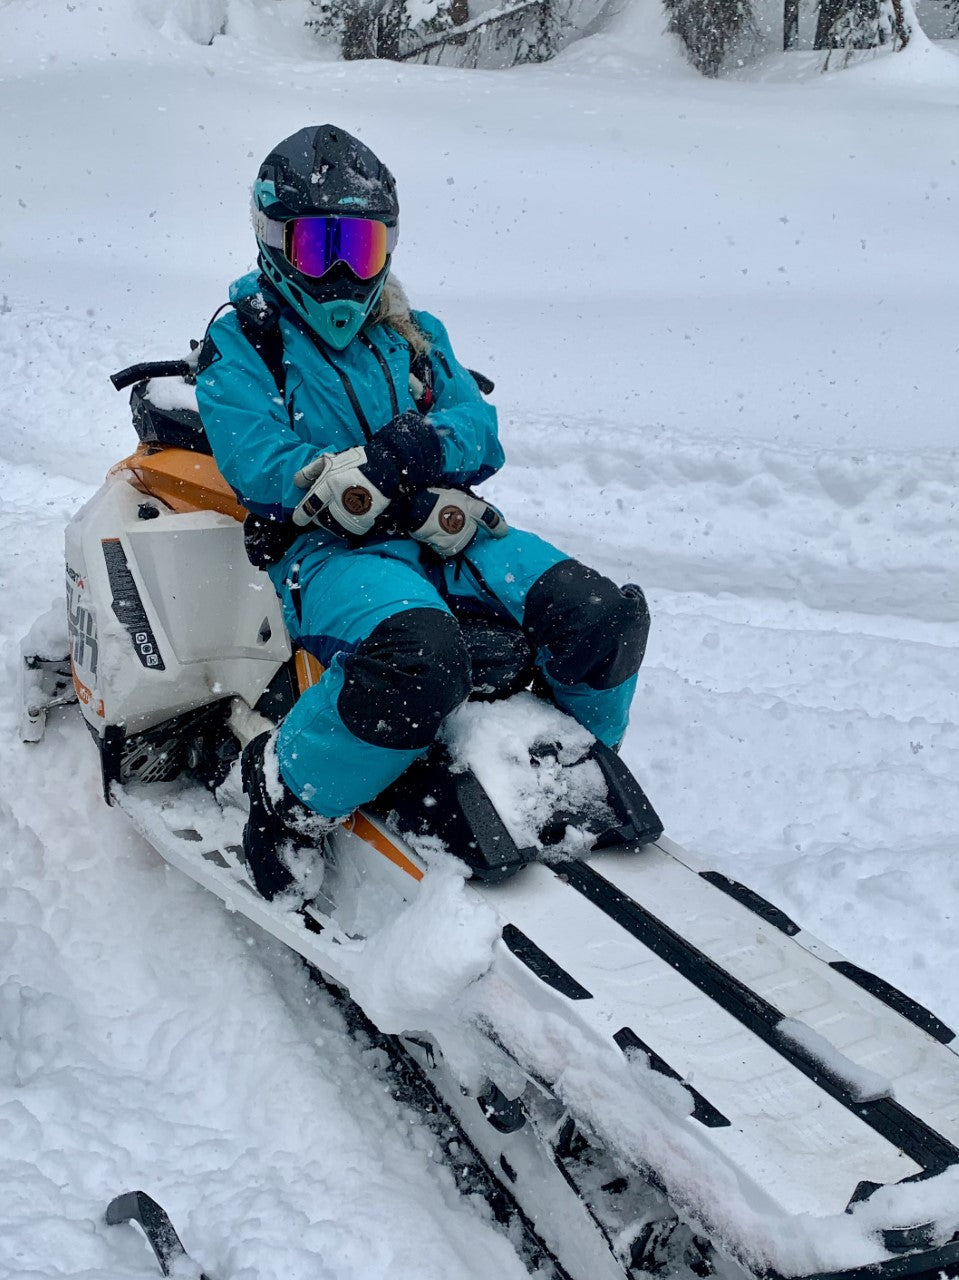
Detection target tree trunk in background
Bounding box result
[814,0,844,44]
[663,0,759,75]
[376,3,404,59]
[783,0,800,46]
[815,0,911,50]
[342,4,379,59]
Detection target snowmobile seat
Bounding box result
[453,610,536,702]
[110,360,213,456]
[130,381,213,456]
[245,611,536,743]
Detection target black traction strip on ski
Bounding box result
[829,962,955,1046]
[614,1027,731,1128]
[503,924,593,1001]
[477,1079,527,1133]
[699,871,801,936]
[557,858,959,1175]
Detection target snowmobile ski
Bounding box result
[105,1191,209,1279]
[18,647,76,743]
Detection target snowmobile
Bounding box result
[21,352,959,1280]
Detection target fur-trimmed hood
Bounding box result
[372,274,431,356]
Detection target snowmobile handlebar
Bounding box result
[469,369,494,396]
[110,360,490,396]
[110,360,193,392]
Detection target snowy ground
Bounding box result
[1,2,957,1277]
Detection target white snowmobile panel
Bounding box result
[65,473,289,737]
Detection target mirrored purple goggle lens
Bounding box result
[286,217,396,281]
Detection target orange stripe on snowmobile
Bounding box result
[347,812,424,882]
[112,445,246,522]
[294,650,325,692]
[69,653,104,717]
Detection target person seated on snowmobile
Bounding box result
[195,124,650,901]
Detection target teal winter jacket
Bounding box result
[195,272,504,528]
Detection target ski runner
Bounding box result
[195,124,650,901]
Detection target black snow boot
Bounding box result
[240,731,334,901]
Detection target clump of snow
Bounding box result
[318,862,501,1039]
[441,694,614,853]
[777,1017,894,1102]
[145,375,199,411]
[848,1164,959,1243]
[405,0,446,26]
[19,600,68,663]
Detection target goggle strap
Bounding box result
[252,205,285,250]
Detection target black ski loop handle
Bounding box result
[110,360,194,391]
[105,1190,212,1279]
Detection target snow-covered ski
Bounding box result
[105,1191,209,1279]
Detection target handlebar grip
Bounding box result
[110,360,193,391]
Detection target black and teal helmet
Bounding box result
[252,125,399,350]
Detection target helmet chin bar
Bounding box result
[308,295,376,350]
[259,250,388,349]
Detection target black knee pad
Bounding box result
[337,608,471,750]
[523,560,650,691]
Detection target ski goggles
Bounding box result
[264,215,397,281]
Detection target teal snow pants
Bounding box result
[267,526,648,818]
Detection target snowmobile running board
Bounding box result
[109,763,959,1280]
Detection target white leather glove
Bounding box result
[408,487,509,557]
[292,446,391,537]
